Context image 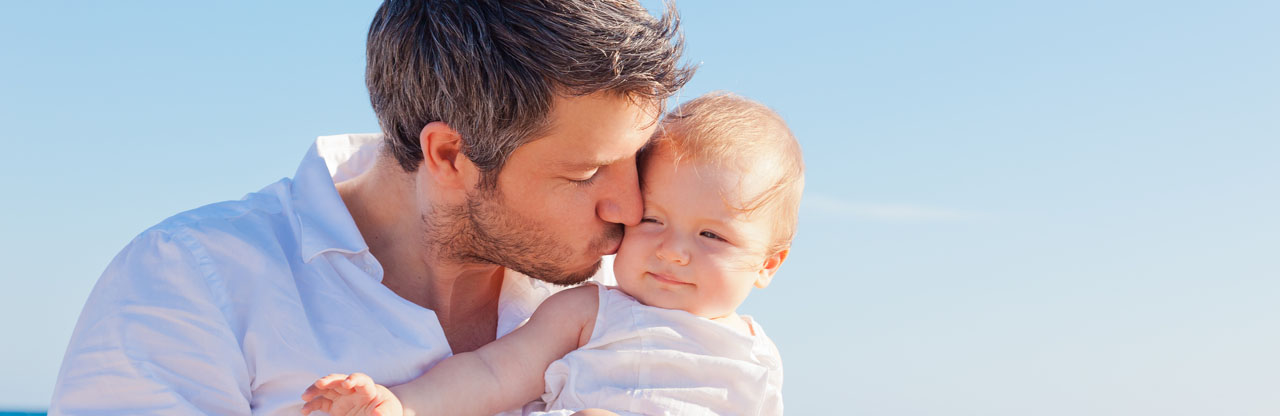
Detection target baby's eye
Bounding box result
[640,217,662,225]
[699,230,725,241]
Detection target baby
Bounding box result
[301,92,804,416]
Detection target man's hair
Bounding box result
[644,91,805,256]
[366,0,694,189]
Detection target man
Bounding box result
[51,1,693,414]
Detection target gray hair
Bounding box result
[366,0,695,189]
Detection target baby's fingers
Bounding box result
[341,372,376,391]
[317,373,350,389]
[300,396,333,415]
[340,371,378,399]
[302,374,351,401]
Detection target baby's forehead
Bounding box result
[643,152,785,220]
[643,138,778,185]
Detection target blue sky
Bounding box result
[2,1,1278,414]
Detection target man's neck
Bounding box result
[335,155,504,352]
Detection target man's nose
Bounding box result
[597,159,643,226]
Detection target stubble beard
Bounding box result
[425,188,623,287]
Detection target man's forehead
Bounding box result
[528,92,659,166]
[553,147,644,169]
[552,130,657,169]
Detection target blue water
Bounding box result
[0,411,46,415]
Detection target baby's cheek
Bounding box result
[613,241,650,284]
[706,248,764,273]
[612,251,640,281]
[620,230,663,260]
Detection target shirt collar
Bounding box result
[288,133,602,329]
[291,133,383,263]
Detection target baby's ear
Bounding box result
[755,248,789,289]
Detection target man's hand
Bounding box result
[301,373,403,416]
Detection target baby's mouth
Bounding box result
[646,271,693,286]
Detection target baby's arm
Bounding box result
[394,284,599,415]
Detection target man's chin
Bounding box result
[537,257,604,287]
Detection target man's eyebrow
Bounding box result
[554,154,631,170]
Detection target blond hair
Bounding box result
[644,91,805,255]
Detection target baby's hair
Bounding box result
[644,91,805,256]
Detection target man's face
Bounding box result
[446,93,658,285]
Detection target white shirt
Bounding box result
[532,283,784,416]
[50,134,595,415]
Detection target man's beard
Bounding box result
[426,188,623,286]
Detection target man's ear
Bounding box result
[755,248,789,289]
[418,121,478,193]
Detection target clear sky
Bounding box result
[2,1,1278,414]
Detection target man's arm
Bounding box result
[51,229,252,415]
[391,285,599,415]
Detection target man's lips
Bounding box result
[647,272,692,286]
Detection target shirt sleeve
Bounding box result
[50,228,252,415]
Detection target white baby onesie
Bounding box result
[531,283,783,416]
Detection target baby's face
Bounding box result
[613,148,779,319]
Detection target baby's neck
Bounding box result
[710,312,754,336]
[612,284,756,336]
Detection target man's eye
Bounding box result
[570,169,600,185]
[699,231,725,241]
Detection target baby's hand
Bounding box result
[301,373,403,416]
